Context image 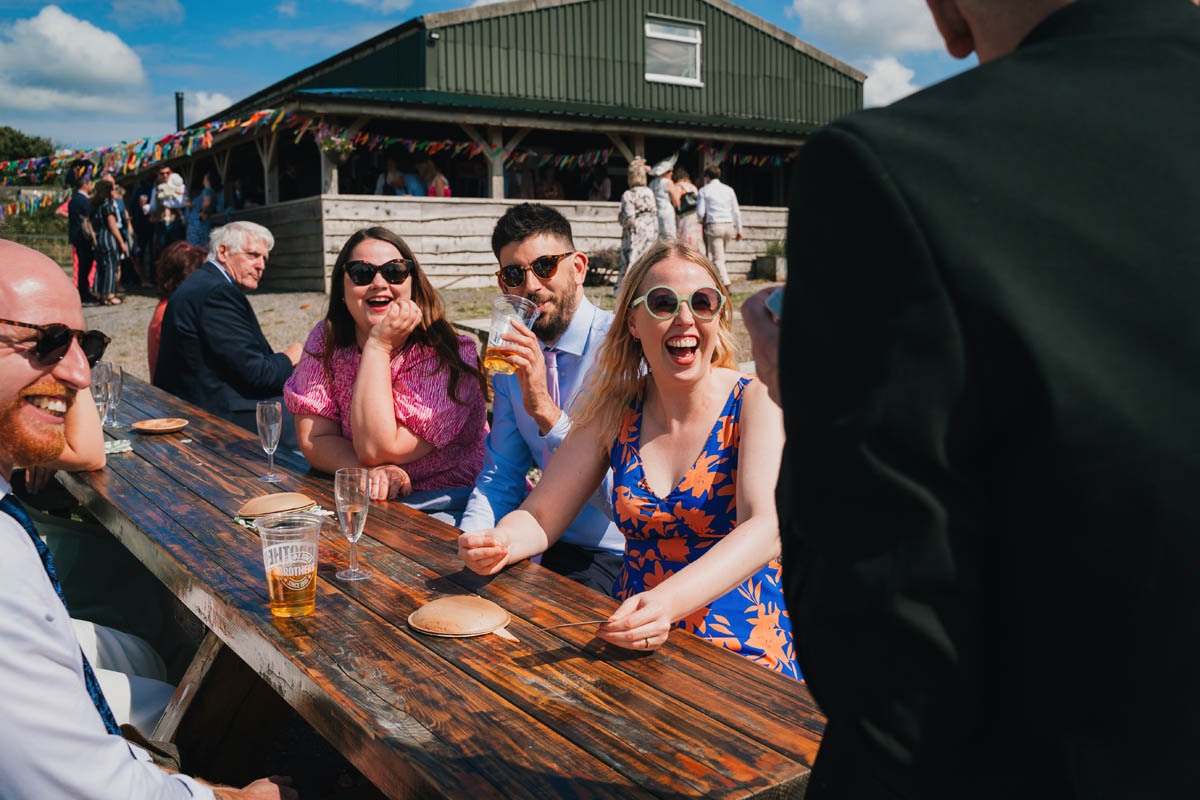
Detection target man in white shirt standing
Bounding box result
[0,238,294,800]
[696,164,743,291]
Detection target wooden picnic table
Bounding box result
[57,375,825,798]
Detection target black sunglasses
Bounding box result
[495,251,573,289]
[0,318,111,367]
[344,258,413,286]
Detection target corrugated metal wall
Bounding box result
[427,0,860,126]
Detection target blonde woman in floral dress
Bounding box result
[616,158,658,291]
[459,241,798,679]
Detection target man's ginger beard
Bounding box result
[0,376,74,468]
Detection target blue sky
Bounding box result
[0,0,972,151]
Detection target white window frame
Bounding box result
[644,16,703,88]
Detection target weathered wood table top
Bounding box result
[58,376,825,798]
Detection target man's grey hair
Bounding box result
[208,221,274,261]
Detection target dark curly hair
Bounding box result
[322,227,486,405]
[155,241,207,298]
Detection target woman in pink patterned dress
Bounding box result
[284,227,487,525]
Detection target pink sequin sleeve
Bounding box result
[283,324,340,420]
[393,337,484,448]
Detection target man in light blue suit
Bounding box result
[461,204,624,593]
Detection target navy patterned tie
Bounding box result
[0,493,122,735]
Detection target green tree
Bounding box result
[0,126,54,162]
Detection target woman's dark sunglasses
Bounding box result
[494,251,573,288]
[631,286,726,320]
[344,258,413,286]
[0,318,111,367]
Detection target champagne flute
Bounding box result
[334,468,370,581]
[91,361,111,426]
[104,364,123,426]
[256,400,283,483]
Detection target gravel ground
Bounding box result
[83,279,776,383]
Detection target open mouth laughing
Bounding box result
[665,335,699,365]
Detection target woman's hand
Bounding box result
[457,529,511,575]
[368,465,411,500]
[366,299,422,353]
[596,590,675,651]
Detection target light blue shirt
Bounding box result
[461,296,624,554]
[208,259,234,285]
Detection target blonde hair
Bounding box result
[573,240,737,451]
[627,158,648,188]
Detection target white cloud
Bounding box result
[276,1,298,16]
[187,91,234,124]
[110,0,185,25]
[335,0,412,13]
[789,0,942,59]
[0,5,149,113]
[863,57,918,107]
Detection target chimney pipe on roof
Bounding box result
[175,92,184,132]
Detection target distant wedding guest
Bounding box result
[154,221,304,451]
[587,166,612,202]
[147,241,206,382]
[696,165,742,292]
[186,170,218,249]
[88,180,129,307]
[616,157,657,290]
[417,159,451,197]
[535,166,564,201]
[66,164,97,304]
[649,154,677,238]
[460,241,798,678]
[284,227,487,524]
[670,167,702,250]
[147,167,187,258]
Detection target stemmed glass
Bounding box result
[91,361,112,425]
[103,364,123,427]
[334,468,370,581]
[256,400,283,483]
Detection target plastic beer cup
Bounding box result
[257,512,321,617]
[483,294,540,374]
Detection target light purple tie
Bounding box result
[544,347,560,407]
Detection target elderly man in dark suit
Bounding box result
[743,0,1200,797]
[154,221,302,450]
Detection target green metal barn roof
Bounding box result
[207,0,864,135]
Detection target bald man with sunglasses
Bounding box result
[0,239,295,800]
[461,203,625,593]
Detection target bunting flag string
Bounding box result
[0,188,71,223]
[0,102,801,218]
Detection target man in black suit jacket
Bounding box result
[66,168,96,304]
[154,221,302,450]
[749,0,1200,796]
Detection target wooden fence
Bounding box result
[225,195,788,293]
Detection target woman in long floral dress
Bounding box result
[459,241,798,680]
[616,158,658,292]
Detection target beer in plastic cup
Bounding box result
[484,294,540,374]
[257,511,321,617]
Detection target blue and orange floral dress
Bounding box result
[610,376,801,680]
